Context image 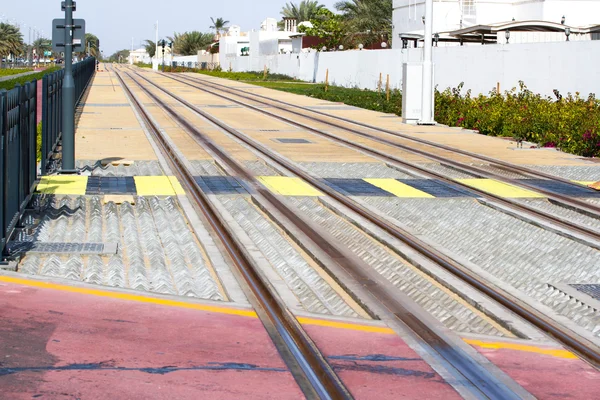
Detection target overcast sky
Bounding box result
[1,0,339,55]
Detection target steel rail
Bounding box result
[112,67,351,400]
[133,68,600,371]
[125,68,532,399]
[176,73,600,218]
[159,72,600,245]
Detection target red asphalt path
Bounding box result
[0,280,301,400]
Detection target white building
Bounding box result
[129,48,151,64]
[393,0,600,46]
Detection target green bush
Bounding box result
[189,69,296,82]
[435,82,600,157]
[0,67,61,91]
[253,81,402,115]
[135,62,152,68]
[36,122,42,162]
[0,68,33,77]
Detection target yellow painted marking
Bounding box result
[457,178,545,198]
[364,178,434,198]
[298,317,395,334]
[573,181,596,186]
[134,176,185,196]
[36,176,88,195]
[168,176,186,195]
[258,176,323,196]
[0,275,256,318]
[1,275,397,334]
[465,339,578,360]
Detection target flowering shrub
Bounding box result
[435,82,600,157]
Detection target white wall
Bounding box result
[428,40,600,97]
[223,41,600,97]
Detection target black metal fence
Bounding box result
[0,81,37,253]
[41,57,96,173]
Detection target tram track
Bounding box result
[118,66,600,395]
[110,66,351,400]
[154,71,600,250]
[116,67,533,399]
[173,71,600,215]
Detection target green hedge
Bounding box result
[435,82,600,157]
[252,81,402,115]
[0,68,33,77]
[0,67,61,91]
[190,69,296,82]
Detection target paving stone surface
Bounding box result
[76,160,164,176]
[218,195,360,317]
[527,165,600,181]
[366,197,600,338]
[516,199,600,231]
[287,197,506,336]
[18,195,224,300]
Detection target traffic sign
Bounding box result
[52,18,86,52]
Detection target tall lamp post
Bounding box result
[62,0,76,172]
[419,0,435,124]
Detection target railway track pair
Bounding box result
[112,65,600,399]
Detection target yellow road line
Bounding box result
[456,178,545,198]
[364,178,435,198]
[465,339,578,359]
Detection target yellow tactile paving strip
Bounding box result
[36,176,185,196]
[456,178,545,198]
[35,174,556,199]
[365,178,434,198]
[134,176,186,196]
[37,176,88,195]
[258,176,323,196]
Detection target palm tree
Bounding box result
[209,17,229,36]
[84,33,100,57]
[0,22,24,67]
[144,39,156,58]
[171,31,214,56]
[31,37,51,61]
[335,0,392,33]
[335,0,392,45]
[281,1,325,22]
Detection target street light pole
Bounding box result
[62,0,76,171]
[419,0,436,125]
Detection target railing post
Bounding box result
[41,75,49,174]
[0,90,5,253]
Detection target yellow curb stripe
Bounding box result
[0,275,394,334]
[0,276,256,318]
[465,339,578,359]
[298,317,396,334]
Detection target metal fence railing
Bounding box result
[0,80,37,254]
[41,57,96,173]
